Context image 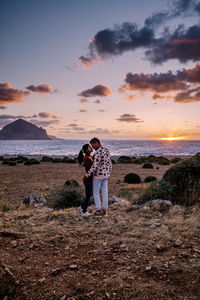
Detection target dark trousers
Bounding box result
[81,179,93,213]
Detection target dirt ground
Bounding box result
[0,162,170,208]
[0,162,200,299]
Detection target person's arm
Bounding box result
[85,151,100,177]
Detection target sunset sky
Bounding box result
[1,0,200,140]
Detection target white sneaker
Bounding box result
[77,206,83,214]
[81,211,90,217]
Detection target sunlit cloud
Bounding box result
[79,84,112,97]
[79,109,87,112]
[94,99,101,103]
[26,83,52,94]
[0,82,29,105]
[124,94,136,101]
[79,97,88,103]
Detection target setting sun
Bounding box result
[159,136,186,141]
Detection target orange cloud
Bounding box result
[26,83,52,94]
[79,98,88,103]
[124,95,136,101]
[79,109,87,112]
[0,82,29,105]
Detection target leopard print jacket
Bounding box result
[86,146,112,178]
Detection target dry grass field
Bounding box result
[0,162,200,299]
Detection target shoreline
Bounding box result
[1,154,193,160]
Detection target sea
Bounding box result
[0,140,200,158]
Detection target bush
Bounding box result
[117,156,133,164]
[132,156,147,164]
[162,153,200,205]
[65,179,79,187]
[63,156,77,163]
[0,156,4,161]
[142,163,154,169]
[8,161,17,166]
[144,176,157,182]
[156,156,170,165]
[124,173,141,184]
[147,155,156,162]
[41,156,53,162]
[170,157,182,164]
[138,153,200,206]
[24,159,40,165]
[2,159,10,165]
[48,182,83,209]
[52,158,63,163]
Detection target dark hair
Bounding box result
[90,137,100,144]
[78,144,90,165]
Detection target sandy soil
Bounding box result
[0,162,200,299]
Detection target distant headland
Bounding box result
[0,119,56,140]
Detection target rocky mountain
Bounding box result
[0,119,52,140]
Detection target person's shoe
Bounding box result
[77,206,83,214]
[81,211,90,217]
[94,210,102,217]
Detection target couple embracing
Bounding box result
[77,137,112,217]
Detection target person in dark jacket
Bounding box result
[77,144,93,216]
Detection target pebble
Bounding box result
[156,243,165,252]
[69,264,78,270]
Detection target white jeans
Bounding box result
[93,177,108,211]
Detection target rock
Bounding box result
[69,264,78,270]
[0,262,17,298]
[150,199,172,211]
[145,265,152,271]
[132,205,140,210]
[21,192,47,208]
[140,205,150,213]
[51,268,62,275]
[156,243,166,252]
[109,196,129,206]
[10,240,18,248]
[175,239,183,247]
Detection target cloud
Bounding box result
[123,71,187,93]
[0,105,7,110]
[30,119,59,128]
[117,113,144,123]
[26,83,52,94]
[124,95,136,101]
[79,84,112,97]
[79,98,88,103]
[38,112,51,118]
[0,82,29,105]
[79,23,155,65]
[94,99,101,103]
[98,109,105,112]
[79,56,95,68]
[174,90,200,103]
[79,1,200,66]
[146,25,200,64]
[79,109,87,112]
[88,128,111,134]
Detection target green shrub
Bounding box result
[156,156,170,165]
[112,159,116,164]
[147,155,156,162]
[41,156,53,162]
[162,153,200,205]
[8,161,17,166]
[0,203,11,212]
[2,159,10,165]
[63,156,77,163]
[142,163,154,169]
[52,158,63,163]
[144,176,157,182]
[64,179,79,187]
[170,157,182,164]
[117,156,133,164]
[132,156,147,164]
[48,183,82,209]
[24,159,40,165]
[0,156,4,161]
[124,173,141,184]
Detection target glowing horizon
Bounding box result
[159,136,187,141]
